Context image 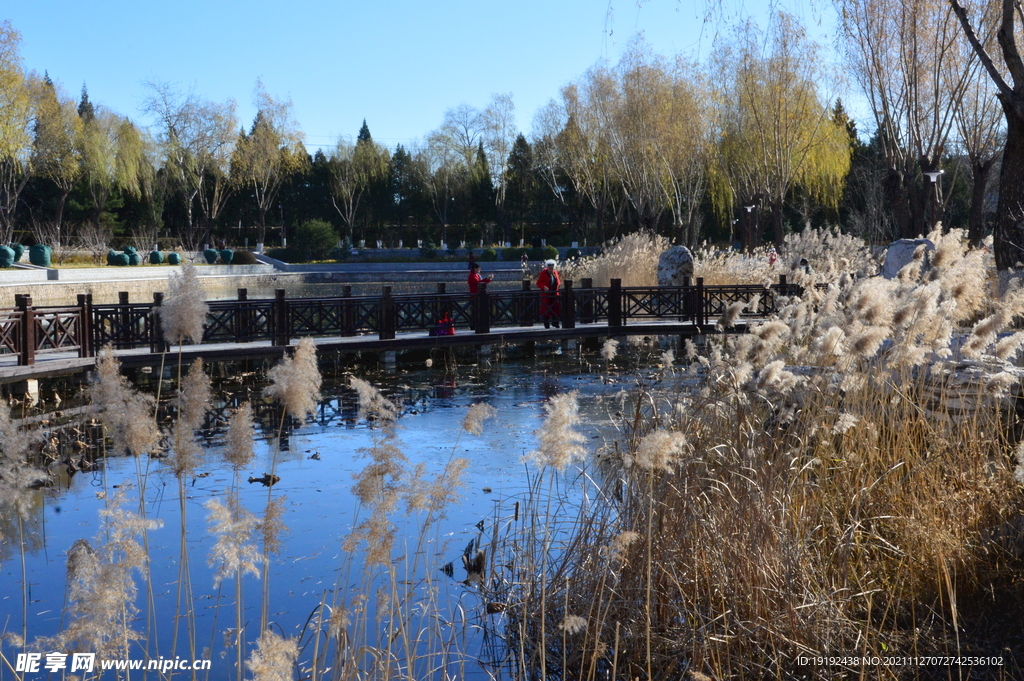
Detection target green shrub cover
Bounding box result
[123,245,137,255]
[127,252,142,266]
[167,252,182,265]
[10,244,24,262]
[111,253,130,267]
[29,244,51,267]
[502,247,529,261]
[267,247,300,263]
[0,245,14,268]
[219,249,234,265]
[231,249,258,265]
[107,249,119,266]
[294,219,339,261]
[149,251,164,264]
[529,245,558,262]
[479,248,498,261]
[203,248,219,264]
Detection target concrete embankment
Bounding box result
[0,262,531,306]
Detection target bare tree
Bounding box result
[144,81,239,249]
[839,0,974,237]
[74,222,113,265]
[329,136,389,244]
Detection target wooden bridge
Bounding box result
[0,276,800,383]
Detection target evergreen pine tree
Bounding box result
[78,84,95,122]
[357,119,372,144]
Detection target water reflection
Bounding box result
[0,357,630,679]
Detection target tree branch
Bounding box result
[948,0,1014,100]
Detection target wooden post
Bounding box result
[682,276,692,322]
[77,293,92,358]
[561,280,575,329]
[580,278,593,324]
[151,292,166,353]
[342,285,355,336]
[696,277,705,326]
[435,283,449,331]
[520,279,533,327]
[273,289,289,346]
[379,286,396,340]
[475,281,490,334]
[609,279,622,328]
[118,291,130,347]
[16,294,35,366]
[235,288,249,342]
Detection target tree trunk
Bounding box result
[994,105,1024,270]
[885,166,913,239]
[257,206,267,246]
[770,200,785,248]
[968,158,994,247]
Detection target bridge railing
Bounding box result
[0,276,803,365]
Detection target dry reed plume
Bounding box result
[264,337,323,422]
[159,261,209,344]
[490,227,1024,679]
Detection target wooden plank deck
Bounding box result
[0,319,747,383]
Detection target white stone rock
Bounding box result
[657,246,695,286]
[881,238,935,279]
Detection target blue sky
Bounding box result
[4,1,843,152]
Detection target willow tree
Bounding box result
[0,21,32,244]
[531,77,618,243]
[715,13,851,249]
[329,134,389,244]
[31,75,83,240]
[79,108,148,231]
[230,82,307,246]
[609,44,672,232]
[664,58,716,246]
[609,43,715,244]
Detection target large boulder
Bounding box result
[882,238,934,279]
[657,246,695,286]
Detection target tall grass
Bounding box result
[483,227,1024,679]
[4,226,1022,681]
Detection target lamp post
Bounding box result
[279,204,285,248]
[744,205,756,252]
[924,170,944,230]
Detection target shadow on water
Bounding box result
[0,349,657,679]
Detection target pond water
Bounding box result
[1,354,655,679]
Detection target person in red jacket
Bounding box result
[468,263,491,294]
[536,259,561,328]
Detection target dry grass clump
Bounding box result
[692,227,879,287]
[264,337,322,422]
[42,491,162,659]
[90,347,159,458]
[247,629,299,681]
[159,261,209,344]
[491,228,1024,678]
[562,230,670,287]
